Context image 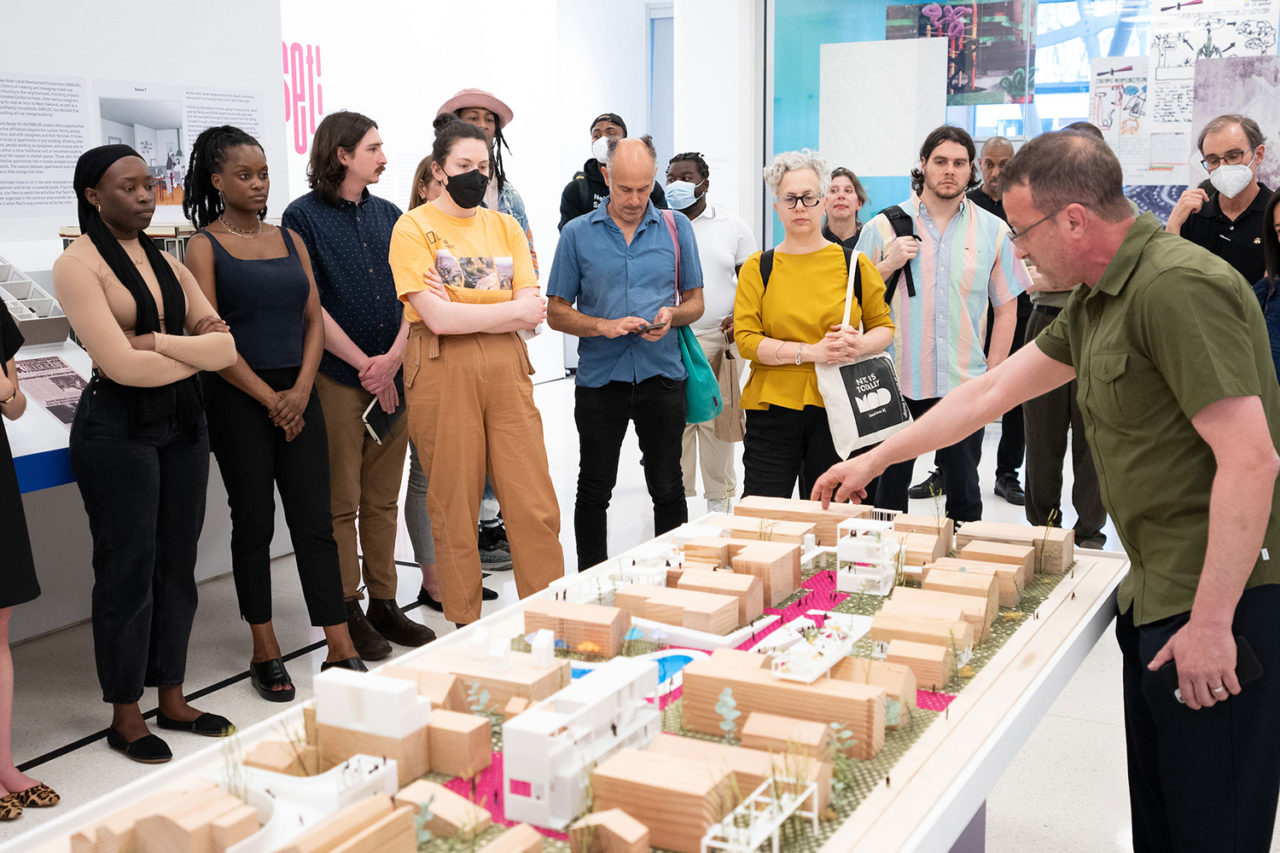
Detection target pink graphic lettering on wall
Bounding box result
[283,42,324,155]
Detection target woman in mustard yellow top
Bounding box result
[388,116,563,625]
[735,150,894,499]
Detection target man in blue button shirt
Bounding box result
[548,136,705,570]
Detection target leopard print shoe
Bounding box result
[0,794,21,821]
[12,783,59,808]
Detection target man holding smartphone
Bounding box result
[815,130,1280,851]
[548,135,704,571]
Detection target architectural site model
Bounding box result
[46,496,1102,853]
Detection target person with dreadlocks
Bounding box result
[664,151,755,513]
[54,145,237,763]
[181,126,365,703]
[435,89,531,574]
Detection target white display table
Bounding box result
[6,529,1128,853]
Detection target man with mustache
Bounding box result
[282,111,435,660]
[856,125,1031,521]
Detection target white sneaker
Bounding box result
[707,497,733,515]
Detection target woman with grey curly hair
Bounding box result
[733,150,896,499]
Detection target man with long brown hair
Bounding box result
[282,110,435,659]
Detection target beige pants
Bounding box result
[314,373,410,601]
[404,326,563,624]
[681,328,738,500]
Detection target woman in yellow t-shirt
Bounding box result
[734,149,895,500]
[389,116,563,625]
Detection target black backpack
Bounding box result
[759,244,861,306]
[879,205,917,303]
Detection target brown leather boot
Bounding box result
[366,598,437,647]
[345,599,392,661]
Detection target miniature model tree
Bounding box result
[715,688,741,744]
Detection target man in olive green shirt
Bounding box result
[813,131,1280,851]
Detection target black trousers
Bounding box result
[1022,307,1107,539]
[69,378,207,704]
[985,291,1030,482]
[1117,584,1280,852]
[574,377,687,570]
[204,369,345,627]
[742,404,859,502]
[876,397,984,521]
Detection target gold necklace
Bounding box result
[219,214,262,239]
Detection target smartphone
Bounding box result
[638,320,670,334]
[1157,635,1264,703]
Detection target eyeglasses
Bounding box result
[779,193,821,209]
[1201,148,1256,171]
[1008,205,1068,242]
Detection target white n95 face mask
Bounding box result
[591,137,611,163]
[1210,163,1253,198]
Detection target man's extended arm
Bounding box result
[811,343,1076,505]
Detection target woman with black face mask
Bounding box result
[388,115,564,626]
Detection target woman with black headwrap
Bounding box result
[53,145,237,764]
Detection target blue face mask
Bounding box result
[665,180,704,211]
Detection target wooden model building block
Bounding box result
[868,610,975,654]
[243,739,320,777]
[892,513,954,554]
[478,822,544,853]
[646,732,833,810]
[893,531,945,566]
[886,638,956,691]
[504,695,530,720]
[380,664,468,712]
[702,512,816,545]
[827,658,918,727]
[394,780,492,839]
[677,569,764,624]
[569,808,650,853]
[276,794,415,853]
[887,585,994,642]
[644,587,739,634]
[682,537,802,603]
[304,704,317,744]
[211,805,260,852]
[921,568,999,628]
[592,748,733,853]
[313,670,432,787]
[958,541,1035,588]
[316,721,429,787]
[134,784,257,853]
[954,520,1074,573]
[612,584,665,619]
[418,651,571,711]
[739,711,834,759]
[681,537,732,566]
[681,657,886,759]
[708,647,771,670]
[523,599,631,657]
[427,709,492,778]
[925,558,1024,608]
[733,495,871,545]
[71,791,175,853]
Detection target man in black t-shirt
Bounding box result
[557,113,666,230]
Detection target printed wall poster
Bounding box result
[886,0,1037,105]
[1190,54,1280,189]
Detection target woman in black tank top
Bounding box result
[183,126,365,701]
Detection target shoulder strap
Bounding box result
[759,249,775,291]
[842,244,861,307]
[661,209,681,304]
[574,171,590,212]
[880,205,917,303]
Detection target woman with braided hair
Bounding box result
[54,145,237,763]
[182,126,365,702]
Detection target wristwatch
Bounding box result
[795,343,804,366]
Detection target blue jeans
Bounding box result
[69,378,208,704]
[573,376,687,570]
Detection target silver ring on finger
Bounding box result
[1211,685,1228,695]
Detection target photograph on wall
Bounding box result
[885,0,1037,105]
[99,97,186,207]
[1190,53,1280,189]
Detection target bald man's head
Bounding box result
[602,135,657,225]
[979,137,1016,199]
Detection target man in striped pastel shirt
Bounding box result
[856,125,1031,522]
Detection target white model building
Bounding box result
[758,612,862,683]
[313,668,432,739]
[503,658,661,829]
[835,514,904,596]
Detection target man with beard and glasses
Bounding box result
[856,125,1031,521]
